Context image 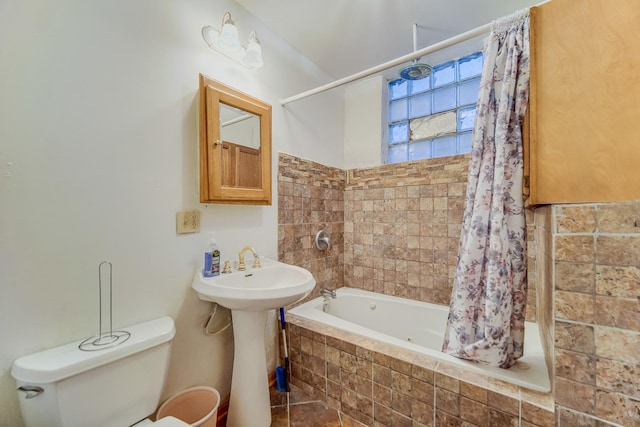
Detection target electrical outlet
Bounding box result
[176,210,200,234]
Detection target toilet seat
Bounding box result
[133,416,190,427]
[154,416,191,427]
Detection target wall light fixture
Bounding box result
[202,12,264,69]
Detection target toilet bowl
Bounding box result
[135,416,189,426]
[12,316,190,427]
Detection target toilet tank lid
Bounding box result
[12,316,175,384]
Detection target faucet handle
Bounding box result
[222,260,232,274]
[252,256,261,269]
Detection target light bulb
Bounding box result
[243,31,264,68]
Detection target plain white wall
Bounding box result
[343,76,387,169]
[0,1,343,425]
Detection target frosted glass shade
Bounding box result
[218,22,241,52]
[243,33,263,68]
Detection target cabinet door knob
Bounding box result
[214,139,222,146]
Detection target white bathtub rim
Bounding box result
[288,287,551,393]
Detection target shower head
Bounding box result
[400,23,432,80]
[399,61,432,80]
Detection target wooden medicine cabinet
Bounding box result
[199,74,272,205]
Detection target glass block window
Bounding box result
[387,51,483,163]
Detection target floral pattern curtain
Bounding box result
[442,9,530,368]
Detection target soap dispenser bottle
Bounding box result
[203,236,221,277]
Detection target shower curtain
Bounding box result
[442,9,530,368]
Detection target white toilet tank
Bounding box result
[12,316,175,427]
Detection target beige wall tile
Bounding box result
[520,388,555,412]
[435,373,460,394]
[391,390,413,417]
[595,265,640,298]
[597,203,640,234]
[411,362,436,383]
[459,382,487,404]
[555,348,596,384]
[521,402,556,427]
[555,235,595,263]
[460,396,489,426]
[391,371,412,395]
[596,235,640,266]
[554,377,595,414]
[595,327,640,364]
[555,261,595,293]
[486,378,519,397]
[488,408,519,426]
[556,408,597,427]
[596,357,640,398]
[447,182,466,197]
[390,358,413,376]
[411,378,434,405]
[342,370,373,398]
[410,400,434,426]
[435,387,460,417]
[555,321,595,354]
[341,351,372,379]
[487,390,520,416]
[373,383,392,407]
[373,403,393,426]
[556,205,597,233]
[373,363,391,388]
[341,390,373,425]
[595,295,640,330]
[555,291,595,323]
[595,389,640,426]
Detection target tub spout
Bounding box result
[320,288,336,299]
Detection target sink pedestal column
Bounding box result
[226,310,271,427]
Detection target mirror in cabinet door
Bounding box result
[199,74,272,205]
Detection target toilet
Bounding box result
[11,316,190,427]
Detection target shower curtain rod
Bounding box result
[281,1,549,106]
[280,21,492,106]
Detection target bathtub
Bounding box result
[288,287,550,393]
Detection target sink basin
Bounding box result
[192,258,316,311]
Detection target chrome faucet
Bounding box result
[320,288,336,299]
[238,246,260,271]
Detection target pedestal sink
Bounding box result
[192,258,315,427]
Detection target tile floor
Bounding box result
[269,383,363,427]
